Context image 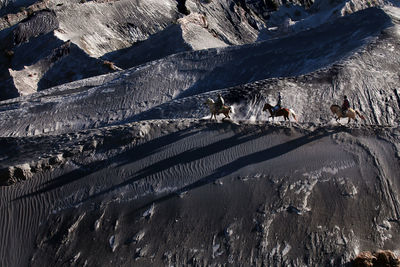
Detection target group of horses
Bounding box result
[204,98,366,124]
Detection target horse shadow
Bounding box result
[14,125,202,200]
[76,126,270,203]
[85,126,337,216]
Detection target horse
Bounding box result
[204,98,233,121]
[263,103,297,123]
[330,105,365,124]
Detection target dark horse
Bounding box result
[263,103,297,123]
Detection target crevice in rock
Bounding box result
[393,89,400,110]
[177,0,190,15]
[263,0,279,11]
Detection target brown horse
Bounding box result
[205,98,234,120]
[330,104,365,124]
[263,103,297,123]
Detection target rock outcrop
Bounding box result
[0,0,265,100]
[0,0,394,100]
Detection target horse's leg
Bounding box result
[336,114,342,124]
[336,111,341,121]
[348,117,351,124]
[284,113,290,126]
[353,114,357,122]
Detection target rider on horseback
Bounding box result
[273,92,282,116]
[216,93,225,112]
[341,95,350,116]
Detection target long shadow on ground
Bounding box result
[122,126,338,216]
[77,126,337,208]
[75,125,269,202]
[14,125,202,200]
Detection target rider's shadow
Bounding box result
[75,128,267,203]
[125,127,338,215]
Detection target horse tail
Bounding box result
[355,110,366,120]
[289,109,298,122]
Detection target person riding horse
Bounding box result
[215,93,225,112]
[205,96,233,120]
[342,95,350,116]
[273,92,282,116]
[330,95,365,124]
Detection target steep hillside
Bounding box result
[0,7,398,138]
[1,2,400,267]
[0,0,264,100]
[1,121,399,266]
[0,0,392,100]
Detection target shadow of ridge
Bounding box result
[79,126,336,208]
[177,8,393,100]
[101,24,191,69]
[78,126,270,202]
[14,126,201,201]
[123,127,336,216]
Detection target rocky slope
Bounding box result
[0,0,264,99]
[1,1,400,267]
[1,120,400,266]
[0,7,398,138]
[0,0,392,100]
